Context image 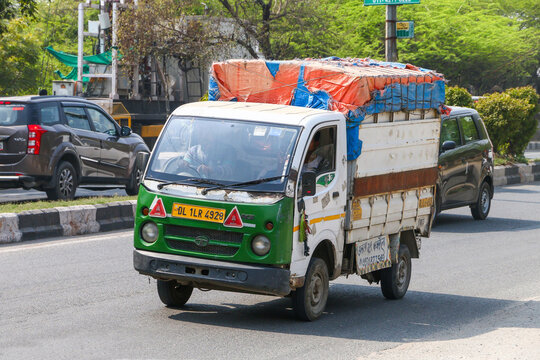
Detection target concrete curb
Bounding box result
[493,162,540,186]
[0,200,137,244]
[1,162,539,245]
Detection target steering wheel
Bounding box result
[162,157,201,177]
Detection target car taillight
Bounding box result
[27,125,47,155]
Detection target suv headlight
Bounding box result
[251,235,271,256]
[141,221,159,243]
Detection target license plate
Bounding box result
[171,203,226,223]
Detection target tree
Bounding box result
[446,86,474,108]
[211,0,335,59]
[117,0,215,65]
[475,87,538,156]
[324,0,540,93]
[0,18,40,95]
[0,0,36,35]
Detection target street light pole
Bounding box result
[385,5,397,62]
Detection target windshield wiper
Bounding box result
[156,178,225,190]
[201,175,287,195]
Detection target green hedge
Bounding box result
[445,86,473,108]
[475,86,539,156]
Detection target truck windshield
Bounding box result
[146,116,300,193]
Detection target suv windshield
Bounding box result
[147,116,300,193]
[0,104,27,126]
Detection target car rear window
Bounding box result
[0,103,27,126]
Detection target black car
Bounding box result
[436,106,494,220]
[0,95,149,200]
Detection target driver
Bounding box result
[179,128,234,179]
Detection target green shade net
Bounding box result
[45,46,123,82]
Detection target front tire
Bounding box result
[46,161,77,201]
[125,160,142,196]
[432,191,441,225]
[291,257,329,321]
[380,244,411,300]
[470,181,491,220]
[157,280,193,307]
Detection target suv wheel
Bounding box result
[125,159,142,196]
[46,161,77,201]
[470,182,491,220]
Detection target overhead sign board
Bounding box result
[396,21,414,38]
[364,0,420,5]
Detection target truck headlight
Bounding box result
[251,235,271,256]
[141,221,159,243]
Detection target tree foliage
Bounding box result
[0,0,538,97]
[210,0,335,59]
[445,86,474,108]
[324,0,540,94]
[117,0,215,65]
[0,0,36,34]
[0,17,40,95]
[475,87,538,156]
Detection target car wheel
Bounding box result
[432,191,441,225]
[291,257,329,321]
[46,161,77,201]
[380,244,411,300]
[470,182,491,220]
[125,160,142,196]
[157,280,193,307]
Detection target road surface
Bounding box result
[1,182,539,359]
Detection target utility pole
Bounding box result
[364,0,420,62]
[385,5,397,62]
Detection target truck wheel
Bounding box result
[125,160,142,196]
[46,161,77,201]
[291,257,329,321]
[380,244,411,300]
[470,182,491,220]
[157,280,193,307]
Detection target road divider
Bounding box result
[493,162,540,186]
[0,200,136,244]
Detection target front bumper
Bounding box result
[133,249,291,296]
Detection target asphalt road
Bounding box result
[1,182,539,360]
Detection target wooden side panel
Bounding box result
[353,167,438,197]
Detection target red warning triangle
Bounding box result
[223,206,243,228]
[149,197,167,218]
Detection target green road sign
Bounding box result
[364,0,420,5]
[396,21,414,38]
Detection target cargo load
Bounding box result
[209,57,446,159]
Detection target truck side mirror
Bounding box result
[301,171,316,197]
[441,140,456,152]
[136,152,150,171]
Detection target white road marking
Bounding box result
[0,230,132,254]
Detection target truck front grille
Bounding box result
[164,224,243,257]
[166,238,239,256]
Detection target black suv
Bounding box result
[436,106,494,220]
[0,96,149,200]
